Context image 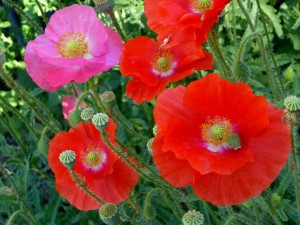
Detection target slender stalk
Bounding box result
[74,91,99,111]
[33,0,48,24]
[88,79,105,111]
[204,202,223,225]
[159,188,182,221]
[70,82,79,97]
[109,12,127,42]
[0,96,38,140]
[224,216,235,225]
[232,0,238,53]
[4,0,43,33]
[208,30,234,81]
[68,169,105,205]
[0,68,61,133]
[6,210,38,225]
[236,0,279,101]
[290,125,300,214]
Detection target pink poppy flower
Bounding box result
[25,4,123,92]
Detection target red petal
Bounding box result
[192,105,291,206]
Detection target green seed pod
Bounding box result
[80,107,94,121]
[92,113,109,131]
[234,61,250,82]
[182,210,204,225]
[59,150,76,169]
[99,203,118,225]
[284,96,300,112]
[69,109,81,127]
[94,0,115,14]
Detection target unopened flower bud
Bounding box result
[284,96,300,112]
[271,193,281,208]
[69,109,81,127]
[284,67,294,81]
[0,47,6,67]
[227,133,241,150]
[143,205,156,220]
[101,91,116,108]
[81,107,94,121]
[59,150,76,169]
[92,113,109,131]
[94,0,115,14]
[234,61,250,82]
[99,203,118,225]
[182,210,204,225]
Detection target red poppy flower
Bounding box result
[48,121,139,211]
[144,0,231,45]
[152,74,291,206]
[120,36,213,104]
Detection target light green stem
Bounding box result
[33,0,48,24]
[109,12,127,42]
[6,210,38,225]
[69,169,105,205]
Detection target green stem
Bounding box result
[4,0,43,33]
[159,188,182,221]
[232,0,238,53]
[257,196,282,225]
[224,216,235,225]
[88,79,105,111]
[0,111,28,153]
[33,0,48,24]
[70,82,79,97]
[0,68,61,133]
[0,96,38,140]
[109,12,127,42]
[68,169,105,205]
[290,125,300,214]
[208,30,234,81]
[6,210,38,225]
[74,91,99,111]
[236,0,278,101]
[204,202,222,225]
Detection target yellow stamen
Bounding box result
[57,32,88,59]
[81,145,105,168]
[201,116,232,146]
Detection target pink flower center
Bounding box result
[57,32,89,58]
[191,0,213,13]
[80,144,106,169]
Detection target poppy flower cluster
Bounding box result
[48,121,139,210]
[152,74,291,206]
[25,4,123,91]
[119,0,231,104]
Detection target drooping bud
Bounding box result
[271,193,281,208]
[99,203,118,225]
[284,96,300,112]
[227,133,241,150]
[80,107,94,121]
[283,67,294,81]
[101,91,116,108]
[143,205,156,220]
[92,113,109,131]
[147,138,154,155]
[234,61,250,82]
[69,109,81,127]
[94,0,115,14]
[0,47,6,68]
[59,150,76,169]
[182,210,204,225]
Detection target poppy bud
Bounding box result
[182,210,204,225]
[69,109,81,127]
[92,113,109,131]
[81,107,94,121]
[143,205,156,220]
[94,0,115,14]
[59,150,76,169]
[234,61,250,82]
[101,91,116,108]
[99,203,118,225]
[284,96,300,112]
[147,138,154,155]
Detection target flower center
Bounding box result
[201,116,232,146]
[151,50,174,73]
[201,116,241,151]
[81,144,106,169]
[57,32,89,59]
[191,0,213,13]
